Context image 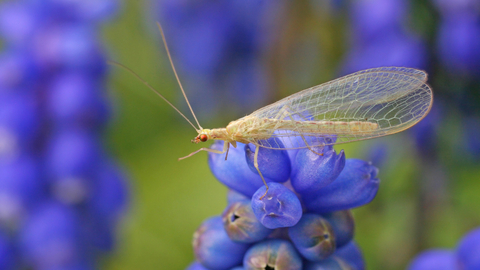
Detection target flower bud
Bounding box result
[222,201,272,243]
[291,147,345,196]
[335,241,365,270]
[193,216,249,270]
[245,139,291,183]
[322,210,355,248]
[251,183,302,229]
[243,239,302,270]
[209,141,265,197]
[305,159,379,213]
[288,213,336,261]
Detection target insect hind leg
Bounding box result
[253,144,269,200]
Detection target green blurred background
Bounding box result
[101,1,480,269]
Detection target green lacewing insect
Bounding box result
[110,23,433,199]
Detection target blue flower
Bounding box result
[251,182,303,229]
[432,0,479,16]
[193,216,250,270]
[436,13,480,75]
[342,0,427,74]
[0,2,37,47]
[202,135,375,267]
[185,261,211,270]
[0,0,128,268]
[291,146,345,196]
[222,200,272,243]
[349,0,408,42]
[20,201,86,269]
[32,24,105,74]
[45,128,102,205]
[46,72,110,128]
[408,227,480,270]
[245,139,291,183]
[154,0,287,117]
[304,241,365,269]
[31,0,119,22]
[0,154,43,226]
[209,141,267,197]
[334,241,365,270]
[408,249,456,270]
[288,213,336,261]
[322,210,355,248]
[0,229,14,269]
[86,160,129,251]
[0,51,37,90]
[457,227,480,269]
[304,159,379,213]
[0,91,39,157]
[226,189,250,205]
[342,31,427,74]
[243,239,303,270]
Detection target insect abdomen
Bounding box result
[267,119,379,135]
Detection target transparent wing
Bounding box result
[244,67,433,149]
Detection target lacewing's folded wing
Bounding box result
[244,67,433,150]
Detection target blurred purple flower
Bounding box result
[408,250,456,270]
[349,0,408,42]
[432,0,480,16]
[437,13,480,75]
[457,227,480,269]
[20,202,86,269]
[0,231,14,269]
[342,0,427,74]
[155,0,287,118]
[342,31,427,74]
[0,0,128,268]
[408,227,480,270]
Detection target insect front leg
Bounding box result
[178,141,229,161]
[273,105,324,156]
[253,144,269,200]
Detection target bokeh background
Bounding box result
[1,0,480,269]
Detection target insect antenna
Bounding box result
[156,22,203,131]
[107,60,200,132]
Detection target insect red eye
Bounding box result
[199,134,208,142]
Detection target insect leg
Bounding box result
[225,143,231,161]
[178,141,229,161]
[273,105,324,156]
[253,144,269,200]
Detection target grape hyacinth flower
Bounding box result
[341,0,427,74]
[190,139,378,269]
[433,0,480,76]
[408,226,480,270]
[0,1,128,269]
[154,0,288,119]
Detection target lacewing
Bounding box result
[110,23,433,199]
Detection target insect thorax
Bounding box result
[225,116,271,143]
